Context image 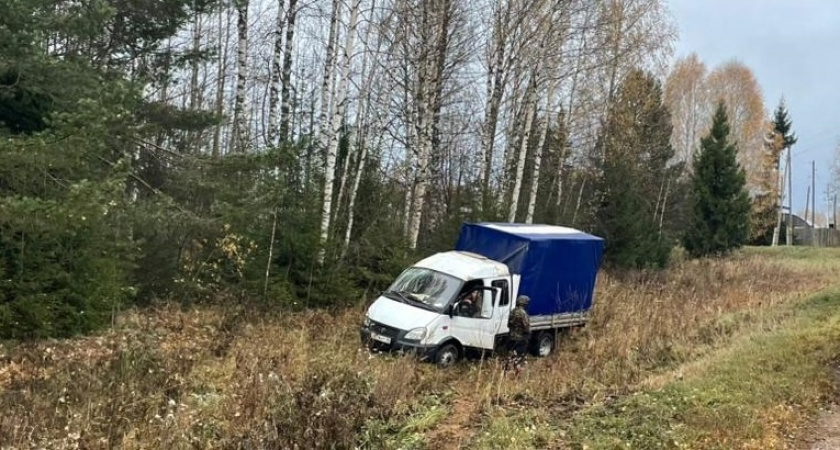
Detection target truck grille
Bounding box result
[369,321,400,338]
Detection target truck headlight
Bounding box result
[363,315,371,327]
[404,327,427,341]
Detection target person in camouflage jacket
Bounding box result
[508,295,531,362]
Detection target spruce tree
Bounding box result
[592,69,677,269]
[683,102,751,257]
[773,99,797,148]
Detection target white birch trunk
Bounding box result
[342,77,384,258]
[556,9,591,207]
[572,175,586,226]
[232,0,249,153]
[316,0,341,157]
[212,6,231,158]
[263,208,278,298]
[507,77,538,222]
[407,0,451,250]
[525,79,556,224]
[319,0,360,262]
[189,13,202,111]
[187,11,202,154]
[479,4,507,195]
[498,52,527,207]
[403,164,414,236]
[277,0,298,141]
[341,40,379,257]
[266,0,286,147]
[658,175,671,236]
[341,138,370,257]
[337,0,377,229]
[408,138,431,249]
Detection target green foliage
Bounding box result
[591,69,680,269]
[529,111,576,226]
[683,102,752,258]
[0,69,52,134]
[0,0,199,339]
[126,140,411,309]
[772,99,797,149]
[0,177,134,339]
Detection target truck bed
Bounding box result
[455,223,604,316]
[530,312,588,331]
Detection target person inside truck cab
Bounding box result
[461,290,482,317]
[456,281,483,318]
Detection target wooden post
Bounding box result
[805,185,811,245]
[772,156,788,246]
[786,147,793,245]
[811,160,816,246]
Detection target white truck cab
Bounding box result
[360,222,604,366]
[362,251,518,365]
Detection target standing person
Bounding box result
[507,295,531,373]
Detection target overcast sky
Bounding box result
[669,0,839,219]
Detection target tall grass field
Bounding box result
[2,247,840,449]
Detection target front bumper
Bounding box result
[360,326,437,360]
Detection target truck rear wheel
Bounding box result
[532,332,555,357]
[435,343,460,367]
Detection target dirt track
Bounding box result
[804,403,840,450]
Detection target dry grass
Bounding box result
[2,247,839,449]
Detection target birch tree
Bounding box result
[478,0,514,208]
[506,0,569,222]
[211,5,233,158]
[525,79,557,224]
[320,0,361,261]
[277,0,298,142]
[382,0,461,249]
[554,2,596,211]
[316,0,341,157]
[507,71,540,222]
[342,17,384,257]
[231,0,250,153]
[706,61,766,191]
[266,0,286,147]
[664,53,710,169]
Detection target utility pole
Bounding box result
[772,153,787,246]
[811,160,816,228]
[804,185,810,230]
[786,147,793,245]
[834,194,838,247]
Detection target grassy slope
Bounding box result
[475,247,840,450]
[2,247,840,449]
[565,288,840,449]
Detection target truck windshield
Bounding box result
[385,267,462,313]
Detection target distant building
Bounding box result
[781,212,812,229]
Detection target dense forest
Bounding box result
[0,0,794,339]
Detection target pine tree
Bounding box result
[592,69,676,269]
[683,102,751,257]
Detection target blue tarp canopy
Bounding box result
[454,223,604,315]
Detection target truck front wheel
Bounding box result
[532,332,555,357]
[435,343,460,367]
